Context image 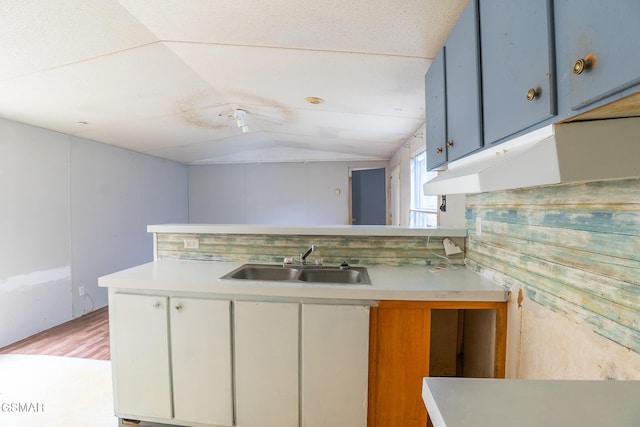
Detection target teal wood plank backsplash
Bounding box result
[155,233,464,267]
[465,178,640,353]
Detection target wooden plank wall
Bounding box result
[155,233,465,267]
[465,178,640,353]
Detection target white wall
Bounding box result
[189,161,389,225]
[389,131,422,226]
[0,120,72,347]
[389,126,466,227]
[70,138,188,315]
[0,118,188,347]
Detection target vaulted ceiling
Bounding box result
[0,0,467,164]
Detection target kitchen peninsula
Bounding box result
[99,224,509,427]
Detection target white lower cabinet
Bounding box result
[110,293,173,420]
[301,304,370,427]
[110,292,233,426]
[234,301,300,427]
[170,297,233,426]
[110,292,370,427]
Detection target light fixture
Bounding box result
[229,109,249,133]
[305,96,324,105]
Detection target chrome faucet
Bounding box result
[299,245,316,264]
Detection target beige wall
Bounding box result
[505,285,640,379]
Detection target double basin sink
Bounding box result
[221,263,370,286]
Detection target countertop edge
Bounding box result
[98,260,509,303]
[146,224,467,237]
[421,377,640,427]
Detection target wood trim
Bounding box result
[368,300,508,426]
[368,304,432,427]
[367,306,379,427]
[494,302,508,378]
[377,300,506,310]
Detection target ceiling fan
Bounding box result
[219,101,294,134]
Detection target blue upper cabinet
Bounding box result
[555,0,640,112]
[444,0,483,163]
[480,0,556,145]
[425,48,447,170]
[425,0,483,171]
[424,0,640,172]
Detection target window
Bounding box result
[410,150,438,227]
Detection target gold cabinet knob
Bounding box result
[175,304,183,311]
[446,140,454,148]
[526,88,538,101]
[436,147,443,154]
[573,56,594,75]
[153,302,161,309]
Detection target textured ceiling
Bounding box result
[0,0,467,164]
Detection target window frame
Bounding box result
[409,149,439,227]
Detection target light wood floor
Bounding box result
[0,306,110,360]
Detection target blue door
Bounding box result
[352,168,386,225]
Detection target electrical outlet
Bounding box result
[78,286,85,296]
[476,216,482,237]
[183,237,200,249]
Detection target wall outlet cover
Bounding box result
[183,237,200,249]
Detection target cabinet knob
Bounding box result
[153,302,161,309]
[573,56,594,75]
[175,304,183,311]
[526,87,538,101]
[436,147,443,154]
[446,140,454,148]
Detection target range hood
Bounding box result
[423,117,640,195]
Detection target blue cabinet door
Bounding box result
[425,0,483,171]
[555,0,640,112]
[480,0,556,144]
[445,0,483,162]
[425,48,447,170]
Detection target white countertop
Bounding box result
[147,223,467,237]
[422,377,640,427]
[98,259,508,302]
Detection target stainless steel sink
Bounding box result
[297,268,368,284]
[225,264,300,281]
[221,263,370,285]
